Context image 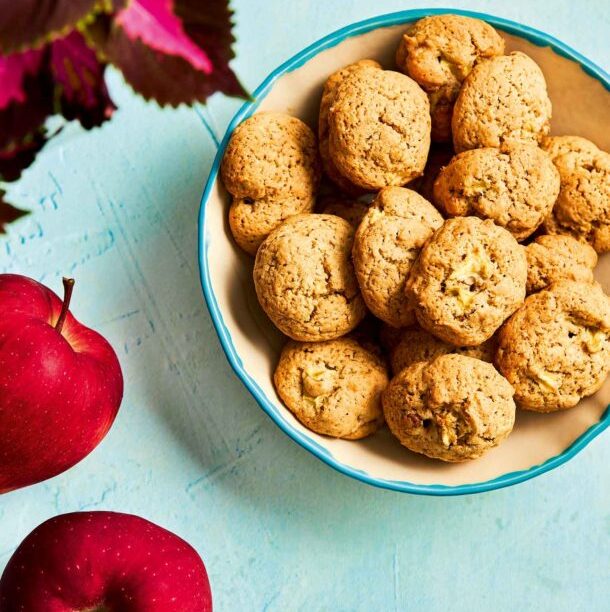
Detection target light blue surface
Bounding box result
[1,0,609,609]
[199,8,610,497]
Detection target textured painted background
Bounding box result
[1,1,609,610]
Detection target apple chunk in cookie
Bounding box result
[497,280,610,412]
[406,217,527,346]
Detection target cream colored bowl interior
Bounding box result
[204,22,610,488]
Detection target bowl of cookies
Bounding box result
[198,9,610,494]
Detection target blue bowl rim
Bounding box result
[197,7,610,496]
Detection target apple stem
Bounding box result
[55,277,75,333]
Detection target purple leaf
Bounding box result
[0,0,99,54]
[0,32,114,153]
[0,195,27,233]
[0,131,48,182]
[85,0,246,105]
[116,0,213,73]
[50,31,116,128]
[0,54,54,152]
[175,0,246,98]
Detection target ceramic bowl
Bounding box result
[198,9,610,495]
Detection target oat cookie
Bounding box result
[353,187,443,327]
[254,214,366,341]
[221,112,320,254]
[541,135,600,175]
[452,52,552,152]
[390,327,497,375]
[497,281,610,411]
[318,60,381,195]
[274,338,388,439]
[543,150,610,253]
[406,217,527,346]
[525,235,597,294]
[327,68,431,190]
[396,14,504,142]
[433,143,560,241]
[383,354,515,462]
[319,195,369,228]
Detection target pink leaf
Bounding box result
[0,49,44,109]
[116,0,213,74]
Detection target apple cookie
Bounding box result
[395,14,504,142]
[543,150,610,253]
[221,112,320,254]
[253,214,366,341]
[433,143,560,241]
[406,217,527,346]
[452,52,552,152]
[497,280,610,412]
[525,235,597,294]
[327,67,431,190]
[383,354,515,462]
[318,60,382,195]
[390,327,497,375]
[352,187,443,328]
[274,338,388,439]
[319,195,369,228]
[541,135,600,176]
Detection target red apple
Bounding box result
[0,511,213,611]
[0,274,123,493]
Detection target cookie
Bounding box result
[452,52,552,152]
[543,150,610,253]
[433,143,560,241]
[396,14,504,142]
[319,195,369,228]
[318,60,381,195]
[221,112,320,254]
[382,354,515,462]
[525,234,597,294]
[327,68,431,190]
[253,214,366,341]
[406,217,527,346]
[541,135,600,175]
[274,338,388,439]
[390,327,497,375]
[497,280,610,412]
[352,188,443,328]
